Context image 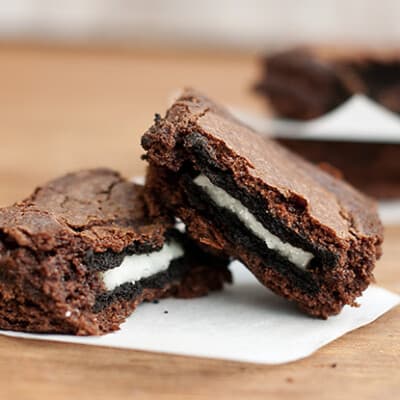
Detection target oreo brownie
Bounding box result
[254,46,400,120]
[0,169,230,335]
[141,89,383,318]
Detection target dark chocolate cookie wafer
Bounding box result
[0,168,230,335]
[141,89,383,318]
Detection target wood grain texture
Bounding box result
[0,43,399,400]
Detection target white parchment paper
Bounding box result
[1,261,398,365]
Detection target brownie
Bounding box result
[141,89,383,318]
[254,46,400,120]
[0,169,231,335]
[253,46,400,198]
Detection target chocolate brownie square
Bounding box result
[254,45,400,120]
[141,89,383,318]
[0,169,231,335]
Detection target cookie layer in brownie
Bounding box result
[254,46,400,119]
[0,169,231,335]
[141,89,383,318]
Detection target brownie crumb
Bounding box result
[164,310,169,314]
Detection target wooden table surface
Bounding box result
[0,43,399,400]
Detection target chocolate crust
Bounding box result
[0,169,231,335]
[141,89,383,318]
[254,46,400,119]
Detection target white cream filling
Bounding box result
[102,240,184,291]
[193,174,314,270]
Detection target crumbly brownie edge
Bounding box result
[0,244,104,335]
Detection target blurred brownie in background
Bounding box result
[254,46,400,120]
[253,46,400,199]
